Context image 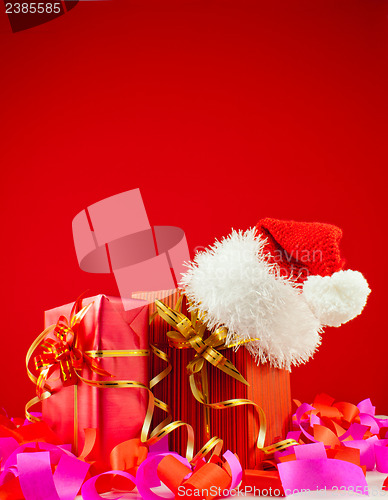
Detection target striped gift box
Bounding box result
[134,289,291,469]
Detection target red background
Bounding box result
[1,0,387,418]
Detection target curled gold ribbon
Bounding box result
[155,298,298,455]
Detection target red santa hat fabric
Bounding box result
[255,218,345,283]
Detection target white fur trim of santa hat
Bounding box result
[302,270,371,327]
[180,228,322,371]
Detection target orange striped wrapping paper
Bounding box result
[134,289,292,469]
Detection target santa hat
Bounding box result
[256,218,371,327]
[179,219,371,370]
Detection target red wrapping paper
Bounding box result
[41,295,149,465]
[134,290,292,469]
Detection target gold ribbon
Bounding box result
[155,298,298,455]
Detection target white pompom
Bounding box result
[179,228,322,371]
[302,270,371,327]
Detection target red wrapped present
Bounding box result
[29,295,149,465]
[133,289,292,469]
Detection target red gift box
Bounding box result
[39,295,149,465]
[133,290,292,469]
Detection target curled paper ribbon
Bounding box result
[72,189,190,306]
[240,397,388,496]
[82,448,243,500]
[0,441,90,500]
[289,394,388,472]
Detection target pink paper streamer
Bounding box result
[1,442,89,500]
[219,450,243,490]
[286,431,301,441]
[53,453,90,500]
[278,457,368,496]
[18,452,61,500]
[278,443,368,496]
[294,403,318,443]
[294,442,326,460]
[310,414,323,427]
[359,414,380,435]
[343,436,379,471]
[338,423,370,442]
[375,441,388,473]
[357,399,375,415]
[278,443,369,496]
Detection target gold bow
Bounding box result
[156,298,250,385]
[32,299,113,398]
